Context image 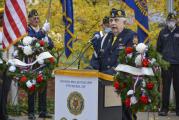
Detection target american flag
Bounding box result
[2,0,27,50]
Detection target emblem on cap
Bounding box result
[112,13,115,17]
[167,13,176,20]
[110,8,126,18]
[118,11,122,16]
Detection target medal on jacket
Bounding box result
[133,36,138,46]
[118,38,124,49]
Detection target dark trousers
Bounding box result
[0,71,12,120]
[161,64,179,112]
[28,86,47,115]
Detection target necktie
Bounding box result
[112,36,117,46]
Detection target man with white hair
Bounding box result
[90,8,136,74]
[89,8,137,120]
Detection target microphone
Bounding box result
[88,33,100,44]
[88,34,101,52]
[63,34,101,70]
[77,34,100,69]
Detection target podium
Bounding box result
[55,69,122,120]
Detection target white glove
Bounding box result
[42,21,50,32]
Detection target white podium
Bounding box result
[55,69,122,120]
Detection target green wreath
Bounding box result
[113,43,169,113]
[7,36,57,93]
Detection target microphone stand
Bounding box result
[77,42,92,69]
[62,41,91,70]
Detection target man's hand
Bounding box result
[42,21,50,32]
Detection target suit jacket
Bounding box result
[27,25,54,49]
[90,28,135,75]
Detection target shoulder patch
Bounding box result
[163,34,169,37]
[174,33,179,37]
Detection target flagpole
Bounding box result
[46,0,52,22]
[167,0,174,13]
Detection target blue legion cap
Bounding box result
[110,8,126,18]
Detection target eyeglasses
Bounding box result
[32,16,39,20]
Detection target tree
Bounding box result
[0,0,169,68]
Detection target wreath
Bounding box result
[113,43,169,113]
[7,36,57,93]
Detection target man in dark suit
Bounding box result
[157,13,179,116]
[94,16,111,39]
[90,8,135,75]
[90,8,136,120]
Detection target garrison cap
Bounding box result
[167,13,177,20]
[28,9,38,18]
[110,8,126,18]
[103,16,109,24]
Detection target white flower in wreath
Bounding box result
[32,37,37,41]
[38,59,44,64]
[40,47,44,51]
[43,36,49,43]
[135,54,142,66]
[150,58,156,65]
[7,59,15,66]
[142,80,146,87]
[148,98,151,103]
[23,45,33,55]
[22,36,33,46]
[35,42,40,47]
[127,90,134,96]
[0,58,3,64]
[9,65,16,72]
[141,88,146,94]
[26,80,33,88]
[130,96,137,105]
[127,53,133,58]
[32,79,36,85]
[136,43,148,53]
[13,50,19,57]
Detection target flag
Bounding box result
[61,0,74,58]
[123,0,150,43]
[2,0,27,50]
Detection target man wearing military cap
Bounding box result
[90,8,136,76]
[27,9,52,120]
[157,12,179,116]
[89,16,111,67]
[93,16,111,39]
[89,8,137,120]
[101,16,111,36]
